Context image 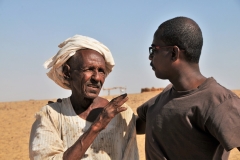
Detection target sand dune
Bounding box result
[0,91,240,160]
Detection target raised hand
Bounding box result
[91,93,128,132]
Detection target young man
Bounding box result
[29,35,139,160]
[136,17,240,160]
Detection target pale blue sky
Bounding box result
[0,1,240,102]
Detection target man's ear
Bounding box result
[171,46,180,61]
[62,64,71,80]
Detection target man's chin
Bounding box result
[84,91,100,99]
[155,73,167,80]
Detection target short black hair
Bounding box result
[155,17,203,63]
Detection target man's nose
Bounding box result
[91,70,101,81]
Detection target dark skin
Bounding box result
[136,29,206,134]
[59,49,128,160]
[136,28,240,152]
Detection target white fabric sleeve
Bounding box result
[29,106,64,160]
[121,104,139,160]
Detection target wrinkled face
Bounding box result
[149,34,173,79]
[69,49,106,99]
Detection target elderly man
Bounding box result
[29,35,139,160]
[136,17,240,160]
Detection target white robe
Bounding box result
[29,97,139,160]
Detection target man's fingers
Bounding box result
[111,93,128,104]
[117,106,128,112]
[120,93,127,98]
[102,93,129,116]
[111,93,128,102]
[116,96,128,106]
[115,93,127,99]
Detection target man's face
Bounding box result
[149,34,172,79]
[70,49,106,99]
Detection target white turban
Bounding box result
[44,35,115,90]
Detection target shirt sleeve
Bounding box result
[120,103,139,160]
[206,96,240,151]
[29,105,64,160]
[137,95,159,122]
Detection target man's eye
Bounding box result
[84,68,93,72]
[99,69,105,74]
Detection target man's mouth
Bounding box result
[87,84,101,89]
[150,62,155,70]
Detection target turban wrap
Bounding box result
[44,35,115,90]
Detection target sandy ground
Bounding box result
[0,90,240,160]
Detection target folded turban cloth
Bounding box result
[44,35,115,90]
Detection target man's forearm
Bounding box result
[63,115,110,160]
[63,124,102,160]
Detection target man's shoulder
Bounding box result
[201,77,237,99]
[122,103,134,113]
[37,98,69,118]
[149,84,172,102]
[42,101,62,113]
[92,96,109,108]
[118,103,134,117]
[140,90,165,107]
[116,103,136,123]
[195,78,239,108]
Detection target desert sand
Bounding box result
[0,90,240,160]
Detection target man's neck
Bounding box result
[169,64,206,91]
[69,94,109,122]
[70,94,93,115]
